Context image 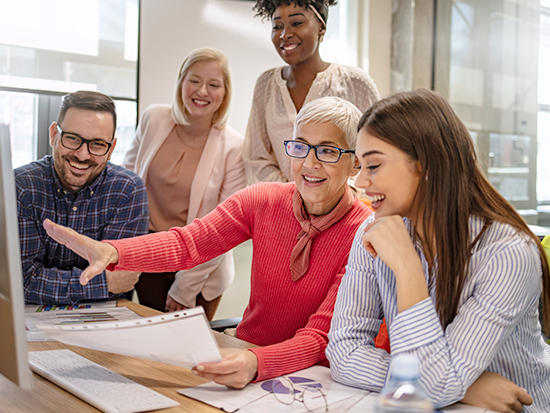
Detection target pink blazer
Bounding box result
[123,104,246,307]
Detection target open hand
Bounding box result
[43,219,119,285]
[462,372,533,413]
[192,350,258,389]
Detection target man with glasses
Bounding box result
[15,90,149,305]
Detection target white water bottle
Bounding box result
[375,354,434,413]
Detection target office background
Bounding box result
[1,0,549,318]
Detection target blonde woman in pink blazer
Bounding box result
[123,48,246,319]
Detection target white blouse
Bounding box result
[243,63,380,184]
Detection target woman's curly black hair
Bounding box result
[253,0,338,25]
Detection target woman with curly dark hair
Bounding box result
[243,0,380,184]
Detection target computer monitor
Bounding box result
[0,123,34,388]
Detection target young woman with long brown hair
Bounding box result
[326,89,550,412]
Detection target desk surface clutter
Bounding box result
[0,300,494,412]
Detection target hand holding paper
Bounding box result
[43,219,119,285]
[193,350,259,389]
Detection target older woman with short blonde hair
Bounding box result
[45,97,387,389]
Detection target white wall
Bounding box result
[138,0,282,136]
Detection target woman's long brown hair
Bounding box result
[358,89,550,333]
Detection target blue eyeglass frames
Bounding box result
[284,140,355,163]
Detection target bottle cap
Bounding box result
[389,354,420,380]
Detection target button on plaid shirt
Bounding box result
[15,156,149,304]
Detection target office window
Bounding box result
[320,0,362,67]
[539,3,550,203]
[434,0,541,217]
[0,0,138,166]
[0,91,35,168]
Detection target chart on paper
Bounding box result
[32,303,96,312]
[25,302,142,341]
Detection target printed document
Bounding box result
[25,300,140,342]
[36,307,222,368]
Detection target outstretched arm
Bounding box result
[43,219,120,285]
[44,189,254,287]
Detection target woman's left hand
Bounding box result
[192,350,258,389]
[462,372,533,413]
[362,215,428,313]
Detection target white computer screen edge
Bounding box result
[0,123,34,389]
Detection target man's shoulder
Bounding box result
[14,157,52,188]
[103,163,146,190]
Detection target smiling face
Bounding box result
[355,129,422,219]
[271,3,325,66]
[50,107,116,194]
[181,60,226,123]
[291,122,357,216]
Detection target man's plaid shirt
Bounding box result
[15,156,149,304]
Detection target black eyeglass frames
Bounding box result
[284,140,355,163]
[56,124,112,156]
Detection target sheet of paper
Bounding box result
[25,305,141,341]
[178,365,369,413]
[36,307,222,368]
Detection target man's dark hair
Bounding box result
[253,0,337,24]
[57,91,117,138]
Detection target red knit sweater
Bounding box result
[107,182,373,381]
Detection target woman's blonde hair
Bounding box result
[171,48,232,129]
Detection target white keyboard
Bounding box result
[28,349,180,413]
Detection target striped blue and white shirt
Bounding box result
[326,215,550,411]
[15,156,149,305]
